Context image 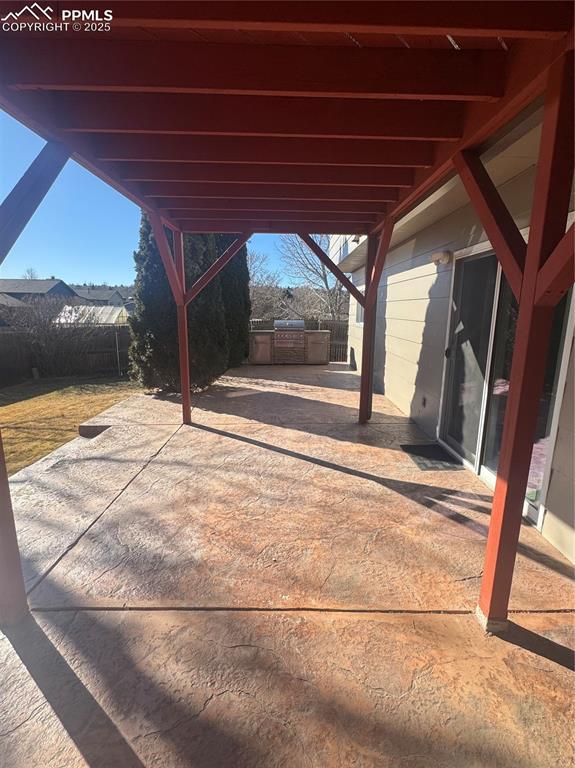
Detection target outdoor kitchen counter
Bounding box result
[249,329,330,364]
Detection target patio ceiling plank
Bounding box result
[116,163,415,188]
[176,219,371,234]
[171,211,377,224]
[144,184,398,203]
[1,39,505,101]
[91,136,435,167]
[372,35,574,231]
[162,201,387,215]
[96,2,574,39]
[57,94,464,141]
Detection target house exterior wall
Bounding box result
[345,164,574,561]
[348,165,537,436]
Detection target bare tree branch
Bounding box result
[276,234,349,321]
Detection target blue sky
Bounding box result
[0,111,284,285]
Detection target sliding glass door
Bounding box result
[441,250,571,516]
[442,253,497,464]
[481,283,570,505]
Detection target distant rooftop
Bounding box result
[0,278,67,294]
[73,287,123,301]
[0,292,25,307]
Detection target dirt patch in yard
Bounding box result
[0,377,141,475]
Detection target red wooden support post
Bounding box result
[148,213,192,425]
[365,219,394,310]
[477,52,574,632]
[0,432,28,626]
[359,234,379,423]
[358,221,395,422]
[297,233,366,308]
[174,230,191,425]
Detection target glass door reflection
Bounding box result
[443,254,497,464]
[481,282,569,504]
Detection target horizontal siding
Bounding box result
[384,296,449,324]
[384,317,445,349]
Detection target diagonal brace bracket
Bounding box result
[184,232,252,305]
[454,149,526,301]
[298,233,365,307]
[149,212,184,305]
[535,223,575,306]
[0,141,69,266]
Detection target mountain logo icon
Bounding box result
[1,3,53,21]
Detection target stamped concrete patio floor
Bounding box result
[2,365,574,767]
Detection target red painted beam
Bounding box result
[173,231,191,425]
[59,94,464,141]
[453,150,526,300]
[0,141,68,265]
[365,220,395,310]
[93,136,435,168]
[477,51,574,631]
[79,2,575,38]
[1,38,506,101]
[0,86,180,232]
[359,234,380,424]
[174,211,377,224]
[163,200,387,215]
[184,233,252,305]
[372,35,573,233]
[535,224,575,306]
[298,233,366,307]
[181,222,369,235]
[149,212,184,305]
[146,184,398,203]
[117,163,415,188]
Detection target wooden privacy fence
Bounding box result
[249,318,348,362]
[0,325,131,387]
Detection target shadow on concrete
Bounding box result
[7,567,569,768]
[6,568,262,768]
[501,620,575,671]
[4,614,146,768]
[224,363,359,392]
[186,386,420,446]
[188,421,574,582]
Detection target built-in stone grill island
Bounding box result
[249,320,330,364]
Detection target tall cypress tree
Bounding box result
[129,214,232,390]
[217,233,252,367]
[184,232,230,388]
[129,215,179,389]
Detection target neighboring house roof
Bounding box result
[0,278,71,295]
[73,287,123,302]
[0,292,25,307]
[55,305,130,325]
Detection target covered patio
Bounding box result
[2,365,573,766]
[0,3,574,765]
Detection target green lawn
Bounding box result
[0,377,141,476]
